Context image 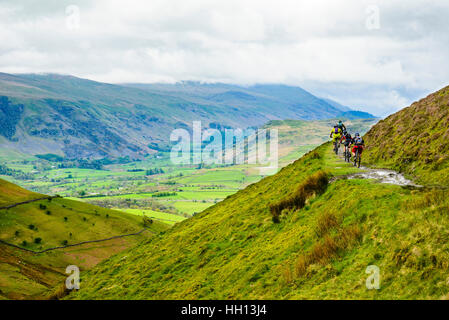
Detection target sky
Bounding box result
[0,0,448,116]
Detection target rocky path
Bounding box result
[331,150,421,187]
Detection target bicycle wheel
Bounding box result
[358,152,361,168]
[353,150,358,167]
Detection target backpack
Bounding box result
[354,137,363,145]
[334,127,339,134]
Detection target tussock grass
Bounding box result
[270,170,329,222]
[47,284,72,300]
[402,190,447,211]
[315,211,339,237]
[294,225,362,278]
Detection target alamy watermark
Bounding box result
[65,5,81,31]
[170,121,278,175]
[66,265,80,290]
[365,265,380,290]
[365,5,381,30]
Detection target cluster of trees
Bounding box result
[56,159,104,170]
[152,191,177,198]
[0,164,33,180]
[146,168,165,175]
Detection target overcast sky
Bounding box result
[1,0,448,116]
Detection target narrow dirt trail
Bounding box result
[346,166,420,187]
[331,149,421,187]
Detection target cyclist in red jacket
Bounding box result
[351,133,365,158]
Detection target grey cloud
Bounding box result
[0,0,448,115]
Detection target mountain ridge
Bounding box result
[0,73,374,159]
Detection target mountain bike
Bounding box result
[333,141,339,155]
[353,147,362,168]
[344,146,351,162]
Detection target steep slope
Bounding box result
[0,178,168,299]
[363,85,449,186]
[68,87,449,300]
[69,144,449,300]
[0,74,371,159]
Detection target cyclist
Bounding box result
[337,120,346,132]
[352,133,365,160]
[340,131,353,160]
[330,125,343,153]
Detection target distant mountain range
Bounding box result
[0,73,374,159]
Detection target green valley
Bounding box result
[1,118,377,223]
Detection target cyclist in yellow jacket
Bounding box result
[330,125,343,154]
[330,125,343,142]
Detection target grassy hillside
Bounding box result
[67,87,449,299]
[68,143,449,299]
[0,178,169,299]
[363,85,449,186]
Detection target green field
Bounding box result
[118,208,186,225]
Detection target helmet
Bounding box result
[338,120,343,124]
[355,133,360,137]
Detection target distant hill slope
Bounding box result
[0,179,44,207]
[125,82,375,121]
[339,110,376,120]
[68,87,449,300]
[0,178,168,299]
[321,98,351,112]
[364,85,449,186]
[0,73,372,159]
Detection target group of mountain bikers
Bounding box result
[329,120,365,167]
